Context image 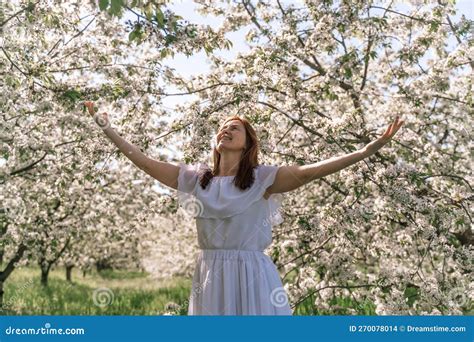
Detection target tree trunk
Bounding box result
[38,237,71,287]
[66,265,73,282]
[96,259,113,272]
[0,244,27,309]
[0,280,4,310]
[40,264,51,287]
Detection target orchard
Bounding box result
[0,0,472,315]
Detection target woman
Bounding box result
[84,101,404,315]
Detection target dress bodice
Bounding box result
[176,163,284,251]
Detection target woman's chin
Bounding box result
[216,142,240,152]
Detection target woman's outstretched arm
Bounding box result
[84,101,180,190]
[265,116,405,195]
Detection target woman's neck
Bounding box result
[216,151,242,176]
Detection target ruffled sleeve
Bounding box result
[177,162,203,195]
[176,162,207,217]
[256,165,284,226]
[256,164,279,192]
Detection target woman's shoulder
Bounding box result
[255,164,279,181]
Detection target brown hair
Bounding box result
[199,116,260,191]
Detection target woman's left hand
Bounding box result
[364,116,404,155]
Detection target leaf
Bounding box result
[155,7,165,28]
[344,67,352,78]
[5,75,21,89]
[99,0,109,11]
[327,92,338,101]
[404,284,420,307]
[346,229,356,239]
[128,29,138,42]
[164,34,176,46]
[297,217,310,230]
[145,2,153,21]
[224,39,233,49]
[109,0,124,17]
[346,144,357,152]
[337,23,345,33]
[296,158,305,165]
[203,43,212,56]
[61,89,82,103]
[171,18,178,31]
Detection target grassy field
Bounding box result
[1,266,191,315]
[0,265,377,315]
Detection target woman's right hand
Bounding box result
[84,101,111,130]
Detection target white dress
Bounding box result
[177,162,293,315]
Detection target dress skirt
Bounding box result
[187,249,293,315]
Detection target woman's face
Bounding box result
[216,119,247,153]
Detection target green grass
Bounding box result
[1,265,191,315]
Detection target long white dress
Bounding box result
[176,162,293,315]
